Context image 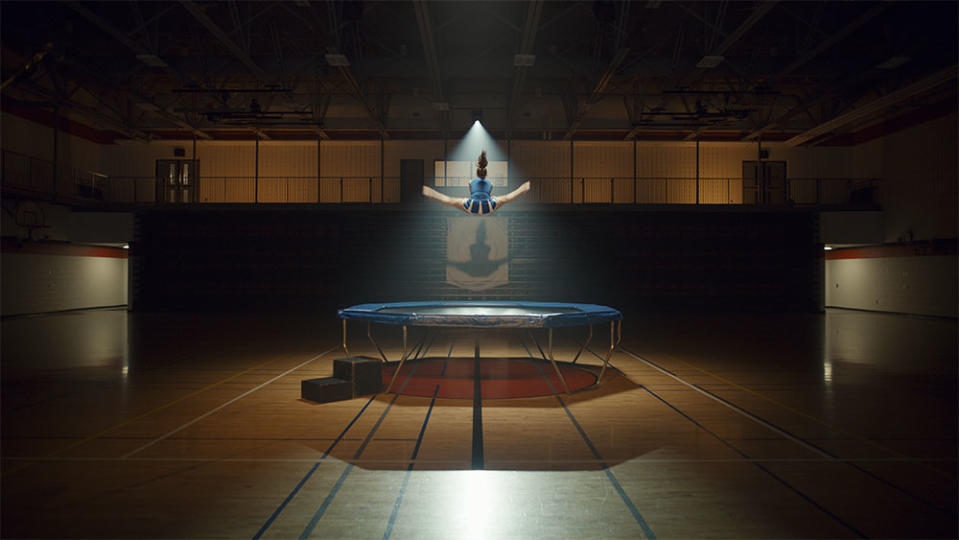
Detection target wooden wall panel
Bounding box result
[573,142,632,178]
[699,142,755,179]
[201,144,256,177]
[635,179,668,204]
[636,143,696,178]
[258,143,316,177]
[320,141,380,177]
[384,140,444,178]
[510,141,570,179]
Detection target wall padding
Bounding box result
[2,252,127,315]
[826,254,957,318]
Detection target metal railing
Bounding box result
[2,150,879,207]
[1,149,108,203]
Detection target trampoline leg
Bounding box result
[547,328,571,394]
[570,325,593,364]
[342,320,351,357]
[367,322,389,363]
[526,330,549,361]
[597,320,620,382]
[385,325,411,394]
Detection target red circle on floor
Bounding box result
[382,358,598,399]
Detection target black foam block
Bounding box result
[333,356,383,396]
[301,377,352,403]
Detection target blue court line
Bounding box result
[252,395,376,539]
[694,381,957,517]
[640,384,867,538]
[298,344,430,539]
[628,346,956,518]
[383,384,440,540]
[298,463,354,540]
[521,341,656,540]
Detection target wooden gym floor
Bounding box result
[1,307,956,538]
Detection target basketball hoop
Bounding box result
[14,201,48,241]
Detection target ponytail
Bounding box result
[476,150,488,179]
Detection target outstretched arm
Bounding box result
[423,185,469,212]
[495,181,531,206]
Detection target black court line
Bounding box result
[640,384,867,538]
[621,348,957,517]
[471,337,484,470]
[252,396,377,539]
[521,341,656,540]
[298,341,432,539]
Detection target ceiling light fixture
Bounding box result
[513,54,536,67]
[136,54,168,68]
[696,55,725,68]
[876,55,910,70]
[324,53,350,66]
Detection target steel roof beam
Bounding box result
[413,0,448,137]
[508,0,544,134]
[771,3,887,83]
[179,0,273,84]
[66,1,190,85]
[784,66,957,146]
[682,1,778,86]
[565,48,630,140]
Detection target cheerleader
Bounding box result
[422,150,530,214]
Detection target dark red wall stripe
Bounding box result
[1,239,128,259]
[826,241,957,260]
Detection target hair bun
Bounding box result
[477,151,488,170]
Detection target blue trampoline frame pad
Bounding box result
[337,301,623,328]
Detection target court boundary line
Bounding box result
[122,346,339,458]
[2,348,325,477]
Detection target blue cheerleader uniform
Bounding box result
[463,177,498,215]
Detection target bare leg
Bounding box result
[494,181,531,206]
[423,185,470,212]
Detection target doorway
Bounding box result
[742,161,786,204]
[156,160,199,203]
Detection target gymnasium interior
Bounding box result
[1,1,957,538]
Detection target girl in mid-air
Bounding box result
[422,150,530,215]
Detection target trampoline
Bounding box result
[338,301,622,395]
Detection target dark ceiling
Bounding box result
[1,0,956,143]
